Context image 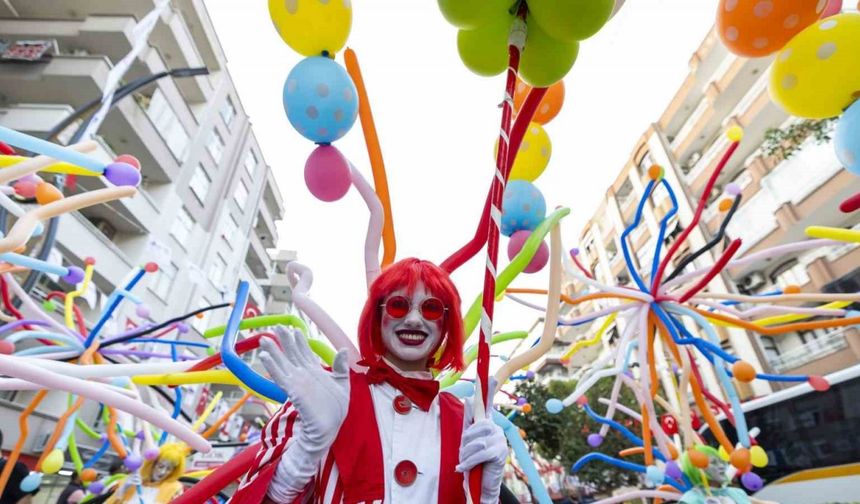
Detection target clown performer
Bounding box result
[105,444,185,504]
[231,258,510,503]
[679,446,778,504]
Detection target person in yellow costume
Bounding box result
[106,444,186,504]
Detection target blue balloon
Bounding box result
[501,180,546,237]
[545,398,563,414]
[283,56,358,144]
[645,464,665,487]
[836,100,860,176]
[19,472,41,493]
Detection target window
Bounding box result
[209,255,227,288]
[146,89,189,161]
[207,129,224,164]
[152,261,177,300]
[244,149,258,175]
[189,164,211,204]
[233,181,249,209]
[220,97,236,127]
[220,212,240,248]
[170,207,195,243]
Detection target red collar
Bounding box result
[358,358,440,411]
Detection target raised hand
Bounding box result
[259,326,350,450]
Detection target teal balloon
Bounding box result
[836,100,860,176]
[520,18,579,87]
[546,398,564,414]
[457,13,514,77]
[501,180,546,237]
[437,0,511,29]
[527,0,614,42]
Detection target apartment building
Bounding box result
[0,0,295,474]
[535,26,860,399]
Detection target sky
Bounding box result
[204,0,719,354]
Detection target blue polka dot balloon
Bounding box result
[283,56,358,144]
[836,100,860,176]
[501,180,546,237]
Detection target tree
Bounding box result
[512,377,646,495]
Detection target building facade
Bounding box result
[0,0,294,479]
[535,26,860,400]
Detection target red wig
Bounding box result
[357,258,465,371]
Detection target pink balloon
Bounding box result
[13,180,37,199]
[507,230,549,273]
[304,145,351,202]
[821,0,842,17]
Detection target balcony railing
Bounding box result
[769,328,850,373]
[671,95,710,151]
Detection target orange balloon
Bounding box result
[730,447,752,472]
[513,78,565,125]
[732,361,756,383]
[35,182,63,205]
[717,0,825,57]
[80,468,98,482]
[688,448,710,469]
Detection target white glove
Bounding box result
[260,327,350,501]
[456,405,508,504]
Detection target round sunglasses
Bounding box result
[380,295,447,321]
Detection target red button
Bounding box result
[393,395,412,414]
[394,460,417,486]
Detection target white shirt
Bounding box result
[370,369,443,503]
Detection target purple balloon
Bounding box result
[177,322,190,334]
[507,230,549,274]
[304,145,351,202]
[516,397,528,406]
[144,447,161,461]
[664,460,682,481]
[741,471,763,491]
[88,481,105,495]
[725,182,742,197]
[62,266,85,285]
[587,434,604,447]
[104,162,141,187]
[135,304,151,319]
[123,454,143,471]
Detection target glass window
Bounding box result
[220,97,236,127]
[170,207,195,243]
[146,89,189,161]
[207,129,224,164]
[152,261,177,300]
[209,255,227,288]
[220,212,240,248]
[189,164,211,204]
[244,149,258,175]
[233,181,249,210]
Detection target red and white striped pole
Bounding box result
[469,15,527,504]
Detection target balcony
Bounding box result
[244,233,272,280]
[768,327,850,373]
[726,139,848,256]
[1,3,214,101]
[55,212,134,293]
[0,54,183,182]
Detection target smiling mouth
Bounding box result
[396,329,428,346]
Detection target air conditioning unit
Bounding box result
[739,271,766,292]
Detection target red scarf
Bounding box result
[359,358,440,411]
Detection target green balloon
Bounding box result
[438,0,511,30]
[526,0,614,41]
[520,18,579,87]
[457,13,514,77]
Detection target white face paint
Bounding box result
[704,453,729,485]
[151,458,176,483]
[380,281,444,371]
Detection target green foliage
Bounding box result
[512,377,646,494]
[762,118,836,162]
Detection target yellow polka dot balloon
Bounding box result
[495,122,552,182]
[769,13,860,119]
[269,0,352,57]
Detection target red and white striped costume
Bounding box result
[231,370,466,504]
